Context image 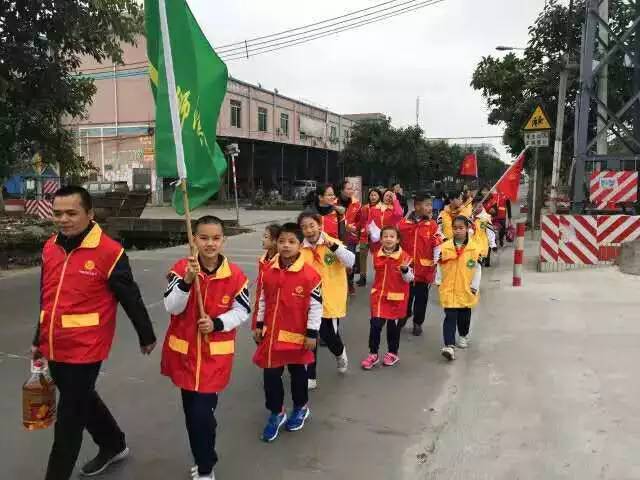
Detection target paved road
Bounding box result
[1,226,458,480]
[4,226,637,479]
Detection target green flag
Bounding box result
[145,0,228,214]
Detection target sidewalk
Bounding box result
[411,243,640,479]
[142,206,298,226]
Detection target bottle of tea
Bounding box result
[22,359,56,430]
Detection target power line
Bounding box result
[221,0,445,62]
[216,0,423,55]
[215,0,405,50]
[426,136,504,140]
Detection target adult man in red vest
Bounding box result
[32,186,156,480]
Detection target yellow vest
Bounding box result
[301,235,348,318]
[460,201,473,219]
[438,238,481,309]
[473,211,492,257]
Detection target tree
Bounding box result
[341,119,506,191]
[471,0,638,178]
[0,0,145,211]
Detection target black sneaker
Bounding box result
[398,318,408,329]
[412,324,423,336]
[80,447,129,476]
[356,276,367,287]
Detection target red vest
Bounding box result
[370,248,412,320]
[359,203,375,244]
[161,257,248,393]
[39,224,123,364]
[399,217,441,283]
[251,251,276,329]
[252,255,321,369]
[343,200,362,244]
[486,192,508,220]
[320,210,341,239]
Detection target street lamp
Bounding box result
[495,46,526,51]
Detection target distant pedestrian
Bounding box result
[485,190,511,248]
[356,188,383,287]
[432,193,445,218]
[252,224,280,330]
[162,216,250,480]
[437,191,465,240]
[393,183,409,216]
[436,216,482,361]
[32,186,156,480]
[253,223,322,442]
[361,226,413,370]
[298,212,355,389]
[337,180,362,295]
[398,193,441,336]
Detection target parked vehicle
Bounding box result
[83,181,130,197]
[293,180,317,200]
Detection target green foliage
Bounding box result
[0,0,144,180]
[340,119,506,190]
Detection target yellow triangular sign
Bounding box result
[524,106,552,130]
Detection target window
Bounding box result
[258,107,268,132]
[280,113,289,136]
[330,125,337,141]
[230,100,241,128]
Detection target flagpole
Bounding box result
[480,146,529,205]
[159,0,206,319]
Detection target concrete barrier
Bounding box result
[618,239,640,276]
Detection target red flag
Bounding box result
[459,153,478,177]
[495,150,525,201]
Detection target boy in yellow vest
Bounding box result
[298,211,355,389]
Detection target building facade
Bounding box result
[70,37,356,204]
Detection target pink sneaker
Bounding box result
[360,353,379,370]
[383,352,399,366]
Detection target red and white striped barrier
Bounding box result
[540,213,640,271]
[42,179,59,195]
[513,222,526,287]
[4,199,25,214]
[25,200,53,220]
[590,170,638,210]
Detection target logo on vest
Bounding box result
[466,259,476,269]
[221,295,231,305]
[79,260,98,277]
[324,252,336,266]
[293,285,305,297]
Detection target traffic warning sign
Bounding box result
[524,106,552,131]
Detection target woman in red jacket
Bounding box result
[361,226,414,370]
[303,184,344,240]
[162,216,250,480]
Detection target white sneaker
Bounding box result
[308,378,318,390]
[441,346,455,361]
[336,348,348,373]
[456,336,469,349]
[190,466,215,480]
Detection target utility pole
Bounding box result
[597,0,609,158]
[416,96,420,127]
[551,60,570,213]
